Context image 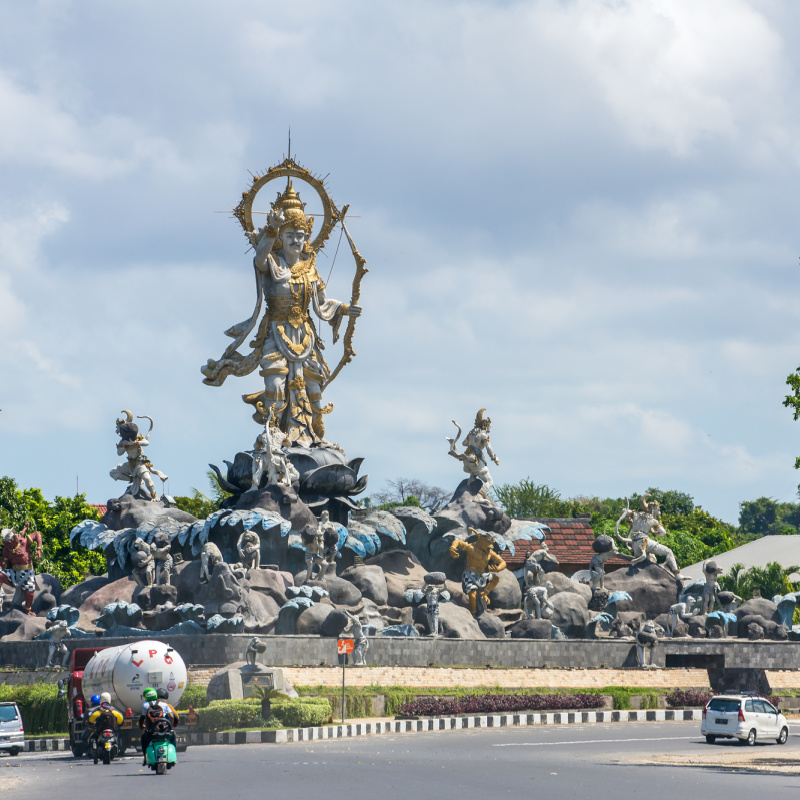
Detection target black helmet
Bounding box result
[156,688,168,701]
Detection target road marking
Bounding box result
[494,736,696,747]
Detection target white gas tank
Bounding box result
[82,640,188,712]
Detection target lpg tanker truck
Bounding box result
[67,640,196,757]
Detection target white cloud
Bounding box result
[1,0,800,524]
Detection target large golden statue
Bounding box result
[202,157,366,445]
[449,528,507,616]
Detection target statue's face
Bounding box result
[280,228,308,258]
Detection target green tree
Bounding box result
[718,561,799,602]
[784,365,800,471]
[173,470,231,520]
[0,476,106,587]
[738,497,800,536]
[492,478,571,518]
[746,561,799,600]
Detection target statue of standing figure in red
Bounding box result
[1,524,42,616]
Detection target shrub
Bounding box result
[271,698,333,728]
[0,683,66,735]
[176,684,207,711]
[398,693,603,717]
[665,690,712,708]
[196,700,261,732]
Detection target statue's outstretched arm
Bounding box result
[449,539,468,560]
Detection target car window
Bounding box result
[745,699,754,712]
[0,705,19,722]
[708,699,740,712]
[761,700,777,714]
[752,700,767,713]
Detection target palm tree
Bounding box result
[746,561,799,600]
[718,563,750,600]
[250,686,289,721]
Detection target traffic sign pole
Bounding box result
[337,639,353,724]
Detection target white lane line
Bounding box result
[494,736,696,747]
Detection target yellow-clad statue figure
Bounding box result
[202,178,361,444]
[449,528,507,616]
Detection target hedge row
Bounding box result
[665,690,712,708]
[398,693,604,717]
[271,698,332,728]
[0,683,66,735]
[196,697,332,731]
[176,684,206,711]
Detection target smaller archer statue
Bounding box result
[447,408,500,500]
[109,410,168,501]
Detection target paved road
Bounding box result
[4,721,800,800]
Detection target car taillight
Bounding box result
[702,706,707,719]
[738,709,745,722]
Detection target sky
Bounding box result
[1,0,799,525]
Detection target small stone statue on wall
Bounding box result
[109,410,168,501]
[404,572,451,636]
[589,535,618,590]
[446,409,500,500]
[524,580,554,620]
[245,636,267,667]
[344,611,368,666]
[449,528,506,617]
[150,532,173,586]
[635,619,660,668]
[301,511,338,582]
[46,619,71,667]
[130,538,155,587]
[699,560,724,615]
[237,530,261,571]
[200,541,224,584]
[666,597,697,637]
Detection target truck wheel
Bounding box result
[9,747,20,756]
[156,761,167,775]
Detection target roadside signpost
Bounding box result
[337,638,354,723]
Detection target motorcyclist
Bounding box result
[138,687,178,765]
[88,692,123,763]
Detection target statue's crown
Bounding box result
[273,179,314,234]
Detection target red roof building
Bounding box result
[504,517,631,575]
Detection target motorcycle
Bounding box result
[145,719,177,775]
[91,729,118,765]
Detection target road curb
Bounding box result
[23,709,702,751]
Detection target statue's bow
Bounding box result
[325,205,368,388]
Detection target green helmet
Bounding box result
[143,688,157,702]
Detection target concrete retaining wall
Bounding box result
[3,635,800,671]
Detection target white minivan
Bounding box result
[701,694,789,746]
[0,701,24,756]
